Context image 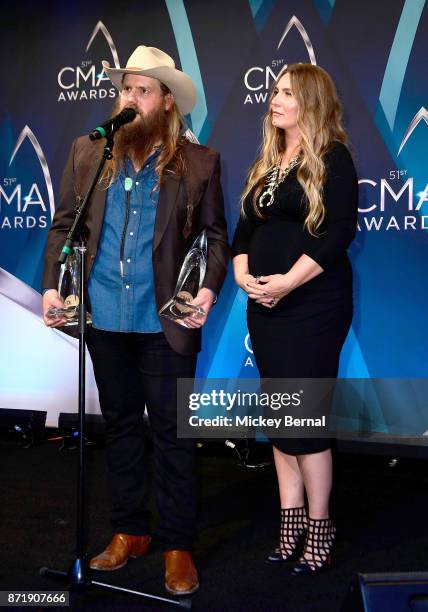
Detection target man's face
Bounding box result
[119,74,173,117]
[112,73,174,162]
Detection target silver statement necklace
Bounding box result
[258,154,301,208]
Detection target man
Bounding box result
[42,45,229,595]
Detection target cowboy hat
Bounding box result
[102,45,196,115]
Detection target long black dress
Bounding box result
[232,141,358,455]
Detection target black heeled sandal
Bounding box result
[291,516,336,575]
[266,506,308,564]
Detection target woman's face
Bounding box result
[270,72,299,132]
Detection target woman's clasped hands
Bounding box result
[243,273,293,308]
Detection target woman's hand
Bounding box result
[235,272,258,293]
[246,274,293,308]
[233,255,255,294]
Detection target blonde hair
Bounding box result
[100,82,186,189]
[241,63,348,235]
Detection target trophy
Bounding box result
[159,230,207,322]
[46,246,92,327]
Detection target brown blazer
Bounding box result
[42,136,229,355]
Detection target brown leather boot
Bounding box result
[164,550,199,595]
[90,533,151,571]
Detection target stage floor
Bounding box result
[1,436,427,611]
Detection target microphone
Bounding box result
[89,107,136,141]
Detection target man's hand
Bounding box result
[179,287,215,329]
[43,289,67,327]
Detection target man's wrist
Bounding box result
[200,287,217,304]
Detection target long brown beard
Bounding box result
[112,100,168,169]
[99,98,185,188]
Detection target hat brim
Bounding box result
[102,61,196,116]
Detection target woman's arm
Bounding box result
[302,143,358,269]
[232,193,265,294]
[233,253,258,293]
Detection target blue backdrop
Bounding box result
[1,0,427,434]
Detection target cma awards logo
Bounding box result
[244,333,254,368]
[57,21,119,102]
[358,107,428,232]
[0,126,54,231]
[243,16,316,105]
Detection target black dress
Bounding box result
[232,142,358,455]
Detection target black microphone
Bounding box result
[89,107,136,141]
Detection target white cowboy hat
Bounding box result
[102,45,196,115]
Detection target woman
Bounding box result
[232,64,358,575]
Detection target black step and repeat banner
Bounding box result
[1,0,427,437]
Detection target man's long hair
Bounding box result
[241,63,348,236]
[99,82,186,189]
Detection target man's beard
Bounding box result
[112,100,168,167]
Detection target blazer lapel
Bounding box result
[153,172,182,252]
[87,185,108,248]
[74,140,109,248]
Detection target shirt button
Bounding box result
[136,181,139,185]
[125,285,130,290]
[130,232,134,236]
[127,258,131,263]
[133,210,137,215]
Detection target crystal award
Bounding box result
[46,246,92,327]
[159,230,208,322]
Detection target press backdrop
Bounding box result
[1,0,427,434]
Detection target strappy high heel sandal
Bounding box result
[266,506,308,564]
[291,516,336,575]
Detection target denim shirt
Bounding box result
[88,151,162,333]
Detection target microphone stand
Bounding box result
[40,134,190,609]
